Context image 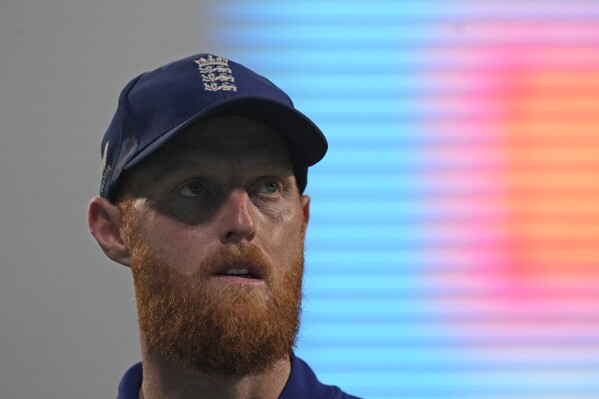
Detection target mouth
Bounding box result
[210,263,266,285]
[219,268,262,280]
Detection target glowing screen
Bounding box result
[207,2,599,397]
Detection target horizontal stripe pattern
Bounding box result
[208,1,599,397]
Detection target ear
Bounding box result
[300,194,311,231]
[88,196,131,267]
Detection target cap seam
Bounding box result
[120,73,146,140]
[106,74,145,199]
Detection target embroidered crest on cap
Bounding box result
[194,55,237,92]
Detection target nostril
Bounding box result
[223,228,255,243]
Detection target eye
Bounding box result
[257,179,281,195]
[178,180,206,197]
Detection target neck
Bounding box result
[138,338,291,399]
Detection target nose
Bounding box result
[217,187,256,244]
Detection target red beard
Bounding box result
[127,235,304,376]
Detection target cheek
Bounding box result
[259,204,305,267]
[133,212,215,275]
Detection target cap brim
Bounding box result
[124,96,327,173]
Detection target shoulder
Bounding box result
[115,362,142,399]
[280,354,363,399]
[116,357,363,399]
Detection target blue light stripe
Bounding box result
[213,1,599,19]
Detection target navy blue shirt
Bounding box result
[116,354,361,399]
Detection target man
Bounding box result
[88,53,360,399]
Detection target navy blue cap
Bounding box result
[99,53,327,200]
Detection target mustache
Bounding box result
[200,244,273,281]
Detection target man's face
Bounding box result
[118,116,310,375]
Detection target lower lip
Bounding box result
[209,275,266,286]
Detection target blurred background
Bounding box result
[2,1,599,398]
